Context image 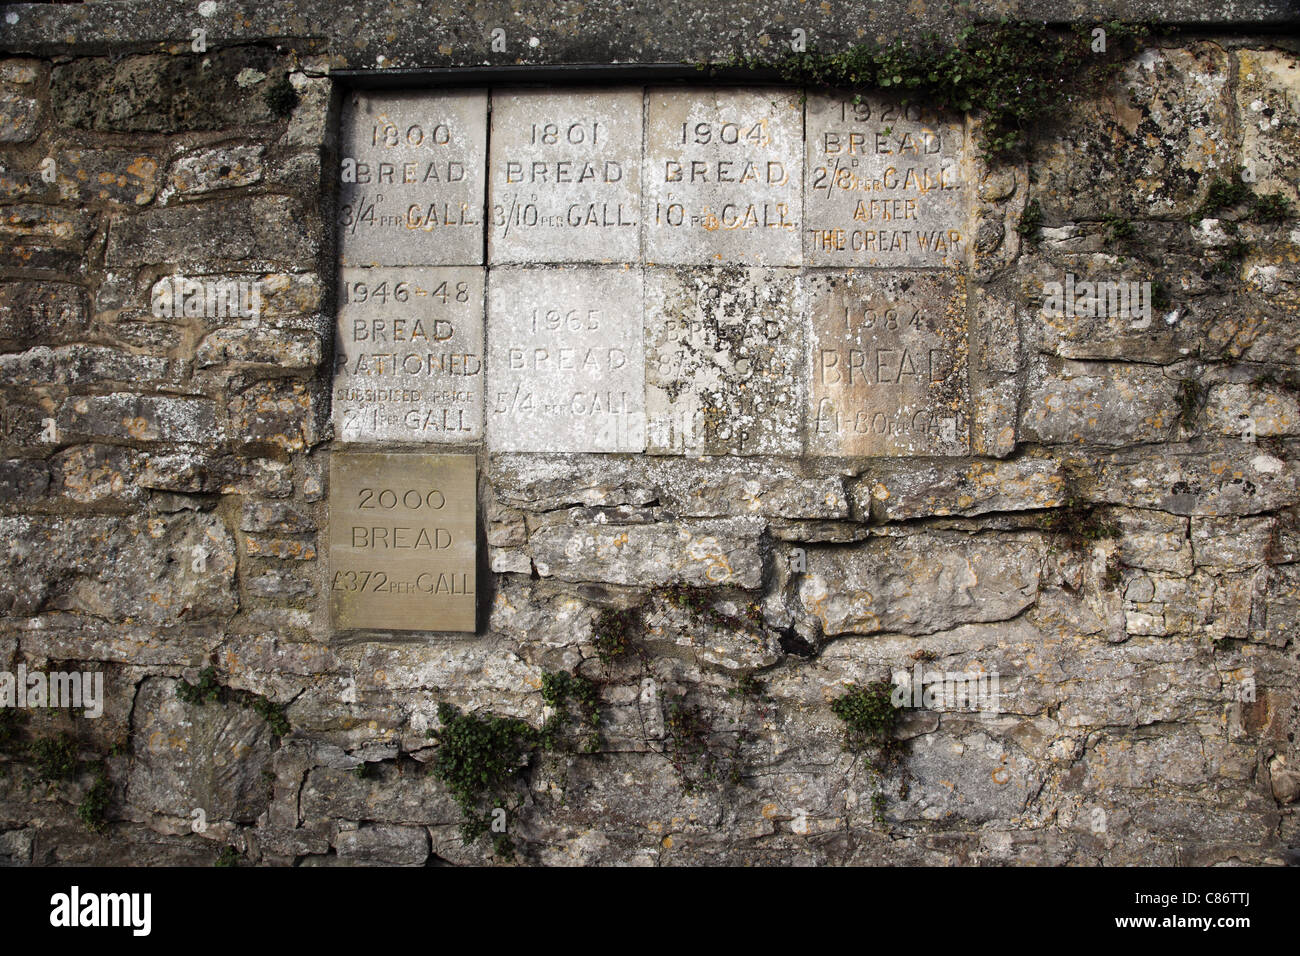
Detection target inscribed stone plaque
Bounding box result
[489,89,642,264]
[329,452,476,632]
[333,267,484,443]
[807,271,969,456]
[486,266,645,452]
[804,94,968,268]
[645,266,803,455]
[644,88,803,265]
[339,90,487,266]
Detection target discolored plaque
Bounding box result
[329,452,477,632]
[645,265,803,455]
[807,270,970,456]
[804,94,969,269]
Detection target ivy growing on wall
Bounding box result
[706,20,1152,161]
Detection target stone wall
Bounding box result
[0,1,1298,865]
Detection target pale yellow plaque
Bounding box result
[329,452,477,632]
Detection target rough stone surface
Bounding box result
[797,531,1042,636]
[645,266,802,455]
[529,512,765,588]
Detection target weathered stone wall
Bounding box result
[0,1,1298,865]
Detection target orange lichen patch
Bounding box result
[245,537,316,561]
[123,416,155,440]
[127,156,158,180]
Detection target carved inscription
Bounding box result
[486,266,645,452]
[339,90,487,266]
[645,267,802,455]
[804,94,968,268]
[644,89,803,265]
[489,89,642,264]
[329,88,978,460]
[808,271,969,456]
[333,267,484,443]
[329,452,476,632]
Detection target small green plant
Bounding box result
[1211,228,1250,278]
[1040,498,1121,543]
[1102,214,1134,242]
[215,845,241,867]
[592,607,638,663]
[909,648,938,663]
[1039,474,1121,545]
[663,696,740,794]
[832,683,900,750]
[871,790,888,823]
[428,703,536,851]
[1190,172,1292,276]
[1151,279,1171,311]
[30,732,78,781]
[250,696,290,737]
[729,673,764,700]
[77,770,111,833]
[1016,199,1043,240]
[832,682,907,772]
[177,666,222,705]
[1177,378,1205,430]
[177,667,290,736]
[1250,192,1293,222]
[351,762,375,780]
[263,74,298,117]
[539,670,601,753]
[663,584,710,615]
[1101,553,1124,591]
[0,708,27,753]
[746,20,1149,162]
[1195,172,1253,220]
[662,585,765,634]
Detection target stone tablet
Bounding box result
[329,452,477,632]
[489,89,642,264]
[807,271,969,456]
[333,267,484,443]
[804,94,969,268]
[644,88,803,266]
[645,266,803,455]
[486,266,645,452]
[339,90,487,266]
